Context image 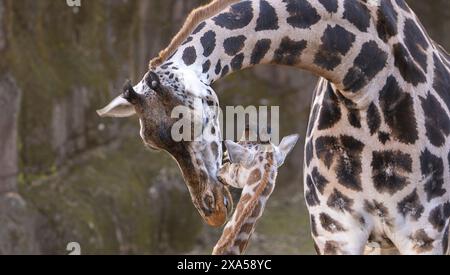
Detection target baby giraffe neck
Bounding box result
[213,156,276,255]
[164,0,388,93]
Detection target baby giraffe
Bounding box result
[213,133,299,255]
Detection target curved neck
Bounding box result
[165,0,389,93]
[213,160,275,255]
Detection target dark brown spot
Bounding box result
[343,41,388,92]
[311,215,319,237]
[428,202,450,232]
[283,0,320,29]
[409,229,434,253]
[182,46,197,66]
[324,241,342,255]
[327,189,354,212]
[371,150,413,195]
[319,213,346,233]
[397,189,424,220]
[251,39,271,65]
[314,24,355,70]
[240,222,254,234]
[213,1,254,30]
[272,36,307,65]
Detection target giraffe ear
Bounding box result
[96,95,136,118]
[276,134,300,167]
[224,140,251,164]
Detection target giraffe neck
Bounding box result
[213,157,276,255]
[164,0,389,95]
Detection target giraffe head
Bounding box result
[97,67,232,227]
[218,133,299,189]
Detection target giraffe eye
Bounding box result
[145,71,161,90]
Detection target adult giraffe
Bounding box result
[98,0,450,254]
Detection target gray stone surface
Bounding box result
[0,0,4,51]
[0,74,20,194]
[0,193,39,254]
[0,75,39,255]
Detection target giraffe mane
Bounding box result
[149,0,241,69]
[214,155,274,254]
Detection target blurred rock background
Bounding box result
[0,0,448,255]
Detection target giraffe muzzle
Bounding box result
[202,183,233,227]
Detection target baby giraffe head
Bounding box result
[213,132,299,255]
[218,134,300,190]
[97,67,232,227]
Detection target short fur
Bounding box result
[213,156,273,254]
[149,0,240,69]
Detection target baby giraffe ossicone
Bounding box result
[213,133,299,255]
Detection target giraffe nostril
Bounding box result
[201,206,213,216]
[202,195,214,216]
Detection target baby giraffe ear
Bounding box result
[224,140,251,164]
[276,134,300,167]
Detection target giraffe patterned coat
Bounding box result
[98,0,450,254]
